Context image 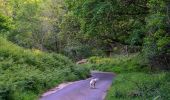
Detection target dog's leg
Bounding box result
[91,82,94,89]
[93,82,95,88]
[90,81,93,88]
[92,82,94,89]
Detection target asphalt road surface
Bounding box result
[40,71,115,100]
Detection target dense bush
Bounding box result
[63,45,94,61]
[142,0,170,70]
[87,53,148,73]
[0,13,11,32]
[0,37,90,100]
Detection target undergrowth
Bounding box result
[0,37,90,100]
[106,72,170,100]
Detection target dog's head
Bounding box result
[94,78,99,81]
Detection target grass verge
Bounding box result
[0,37,90,100]
[106,72,170,100]
[85,54,170,100]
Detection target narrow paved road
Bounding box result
[40,72,115,100]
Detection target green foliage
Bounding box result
[0,37,90,100]
[85,51,170,100]
[143,0,170,69]
[65,0,148,47]
[59,12,101,60]
[87,53,148,73]
[106,72,170,100]
[6,0,66,50]
[0,13,11,32]
[0,0,169,100]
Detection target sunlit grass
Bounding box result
[0,37,90,100]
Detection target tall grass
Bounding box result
[106,72,170,100]
[0,37,90,100]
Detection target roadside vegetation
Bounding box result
[0,0,169,100]
[86,55,170,100]
[0,37,89,100]
[106,72,170,100]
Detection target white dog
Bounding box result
[90,78,99,89]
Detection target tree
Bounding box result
[5,0,66,51]
[64,0,148,55]
[143,0,170,70]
